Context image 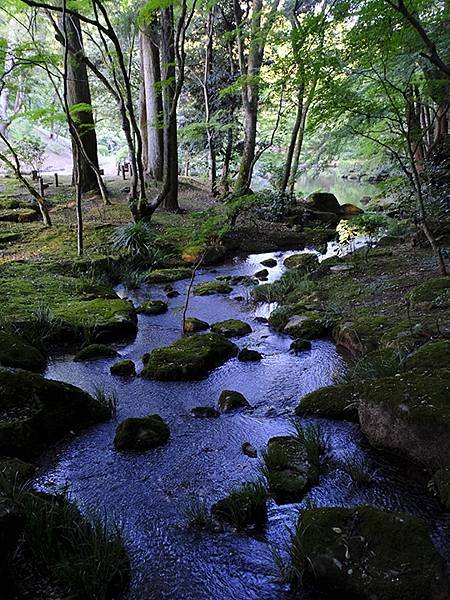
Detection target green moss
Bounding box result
[145,267,192,283]
[211,319,252,338]
[183,317,209,334]
[218,390,250,412]
[296,384,359,421]
[137,300,168,315]
[296,506,447,600]
[73,344,119,362]
[408,276,450,305]
[193,279,232,295]
[141,333,238,380]
[404,340,450,373]
[334,315,393,356]
[110,360,136,377]
[114,414,169,451]
[0,332,47,372]
[283,252,319,271]
[283,312,328,339]
[430,467,450,509]
[211,481,267,528]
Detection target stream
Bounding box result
[35,245,450,600]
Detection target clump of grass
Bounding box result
[212,480,267,529]
[335,348,404,385]
[290,421,328,472]
[112,221,155,257]
[181,497,210,529]
[93,385,118,418]
[252,271,315,304]
[342,456,376,485]
[19,303,64,352]
[121,266,145,290]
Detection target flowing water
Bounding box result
[35,246,450,600]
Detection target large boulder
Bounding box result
[141,333,238,380]
[211,319,252,338]
[0,332,46,372]
[183,317,209,334]
[296,384,359,421]
[73,343,119,362]
[145,267,191,283]
[218,390,250,412]
[304,192,341,215]
[295,506,448,600]
[404,340,450,373]
[0,367,109,459]
[339,203,364,217]
[283,313,328,339]
[333,316,392,357]
[114,414,169,452]
[283,252,319,272]
[357,370,450,469]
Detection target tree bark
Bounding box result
[280,85,304,194]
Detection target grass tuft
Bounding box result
[93,385,119,418]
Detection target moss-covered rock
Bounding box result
[238,348,262,361]
[264,436,319,504]
[137,300,168,315]
[0,332,46,372]
[357,370,450,469]
[304,192,341,214]
[295,506,447,600]
[254,268,269,279]
[181,244,226,266]
[430,467,450,510]
[73,343,119,362]
[0,207,39,223]
[339,203,364,216]
[283,253,319,272]
[141,333,238,380]
[191,406,220,418]
[290,338,312,353]
[145,267,191,283]
[408,276,450,305]
[218,390,250,412]
[283,313,328,339]
[110,360,136,377]
[193,279,232,295]
[183,317,210,334]
[296,384,359,421]
[260,258,277,268]
[404,340,450,373]
[333,316,392,356]
[0,367,109,459]
[211,319,252,338]
[114,414,169,452]
[211,482,267,528]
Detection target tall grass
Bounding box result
[93,385,118,418]
[212,480,267,529]
[290,421,328,472]
[335,349,404,385]
[181,497,209,529]
[112,221,155,257]
[16,303,64,352]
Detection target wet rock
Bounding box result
[141,333,238,380]
[430,467,450,509]
[110,359,136,377]
[296,384,359,421]
[255,316,268,323]
[0,367,110,459]
[182,244,227,266]
[283,313,328,339]
[295,506,448,600]
[283,252,319,272]
[260,258,277,268]
[357,370,450,469]
[290,338,312,353]
[74,343,119,362]
[218,390,250,412]
[211,319,252,338]
[165,287,179,298]
[333,316,392,357]
[339,203,364,217]
[304,192,341,215]
[114,414,170,452]
[264,436,319,504]
[137,300,168,315]
[183,317,209,334]
[238,348,262,361]
[404,340,450,373]
[242,442,257,458]
[191,406,220,418]
[254,268,269,279]
[0,332,46,372]
[211,482,267,528]
[145,267,192,284]
[193,280,232,296]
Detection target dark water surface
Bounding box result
[36,248,450,600]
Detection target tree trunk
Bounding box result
[140,27,164,180]
[64,14,100,193]
[221,128,233,193]
[139,77,148,170]
[280,85,304,194]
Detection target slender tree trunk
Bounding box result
[280,85,304,194]
[203,9,217,195]
[63,14,100,193]
[139,76,148,170]
[221,128,233,193]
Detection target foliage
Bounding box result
[111,221,156,257]
[93,384,119,418]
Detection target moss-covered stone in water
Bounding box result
[183,317,209,334]
[290,338,312,353]
[145,267,192,283]
[283,252,319,271]
[295,506,447,600]
[73,343,119,362]
[137,300,168,315]
[181,244,226,266]
[211,319,252,338]
[264,436,319,505]
[357,369,450,469]
[238,348,262,361]
[110,359,136,377]
[193,279,232,296]
[430,467,450,510]
[0,332,46,372]
[404,339,450,373]
[408,276,450,305]
[211,482,267,528]
[0,367,109,459]
[218,390,250,412]
[141,333,238,380]
[296,384,359,421]
[260,258,277,268]
[283,313,328,339]
[191,406,220,418]
[114,414,169,452]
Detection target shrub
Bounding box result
[112,221,156,257]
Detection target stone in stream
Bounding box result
[218,390,250,412]
[283,252,319,272]
[0,367,110,459]
[183,317,210,334]
[294,506,448,600]
[211,482,267,528]
[191,406,220,418]
[254,268,269,280]
[74,343,119,362]
[238,348,262,361]
[283,313,328,339]
[211,319,252,338]
[193,279,232,296]
[114,414,170,452]
[0,331,47,372]
[145,267,191,284]
[296,384,359,422]
[290,338,312,353]
[141,333,238,380]
[260,258,277,268]
[137,300,168,315]
[430,467,450,510]
[242,442,257,458]
[110,359,136,377]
